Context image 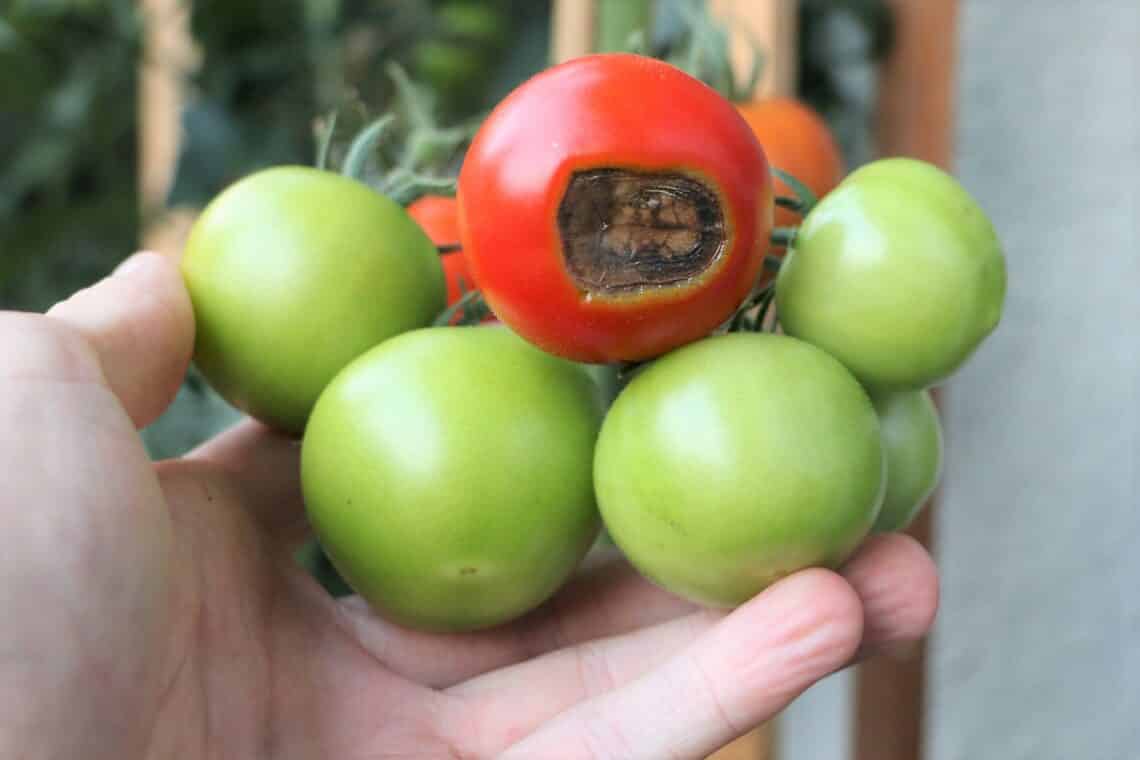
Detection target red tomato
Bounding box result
[407,195,472,306]
[458,53,773,363]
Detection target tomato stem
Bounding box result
[770,227,797,249]
[315,110,339,171]
[437,243,461,255]
[433,288,491,327]
[725,282,776,334]
[775,195,808,213]
[340,114,397,181]
[772,168,818,213]
[763,254,783,272]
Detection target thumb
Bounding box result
[46,252,195,429]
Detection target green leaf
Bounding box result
[340,113,396,181]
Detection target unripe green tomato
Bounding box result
[872,390,943,533]
[776,157,1007,392]
[181,166,445,434]
[594,333,885,608]
[301,326,604,632]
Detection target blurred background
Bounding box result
[1,1,1136,759]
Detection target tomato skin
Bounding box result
[595,332,884,608]
[776,157,1007,392]
[407,195,473,306]
[181,167,445,433]
[458,53,773,363]
[872,390,943,533]
[301,325,604,632]
[736,97,844,229]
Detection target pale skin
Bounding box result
[0,252,939,759]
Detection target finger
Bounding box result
[497,569,863,760]
[334,552,697,688]
[842,532,940,660]
[450,533,939,755]
[187,418,307,541]
[46,252,194,428]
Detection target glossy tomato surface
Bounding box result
[737,97,844,229]
[458,53,773,363]
[776,157,1007,391]
[301,325,604,631]
[182,167,445,433]
[595,332,884,608]
[407,195,473,305]
[872,390,943,533]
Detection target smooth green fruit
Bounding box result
[776,157,1006,391]
[181,166,445,434]
[301,326,604,632]
[595,332,884,608]
[872,390,943,532]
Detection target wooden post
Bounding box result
[854,3,959,760]
[707,0,797,99]
[138,0,198,256]
[551,0,596,64]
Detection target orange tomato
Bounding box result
[407,195,472,306]
[736,98,844,230]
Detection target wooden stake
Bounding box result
[551,0,596,64]
[855,3,959,760]
[137,0,198,255]
[707,0,798,99]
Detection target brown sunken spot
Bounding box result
[557,168,726,296]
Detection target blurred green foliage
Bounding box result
[1,0,888,462]
[1,0,141,312]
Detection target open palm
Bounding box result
[0,253,938,759]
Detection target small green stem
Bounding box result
[386,61,435,131]
[775,195,807,214]
[763,254,784,272]
[772,168,818,214]
[770,227,798,249]
[381,170,457,206]
[315,110,339,170]
[433,289,491,327]
[341,114,396,180]
[754,287,777,331]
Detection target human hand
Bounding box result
[0,252,938,759]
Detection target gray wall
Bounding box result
[782,3,1140,759]
[933,2,1139,759]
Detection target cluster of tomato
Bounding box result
[180,54,1006,631]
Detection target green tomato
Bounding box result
[776,157,1006,391]
[594,332,884,608]
[181,166,445,433]
[301,326,604,632]
[872,390,943,533]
